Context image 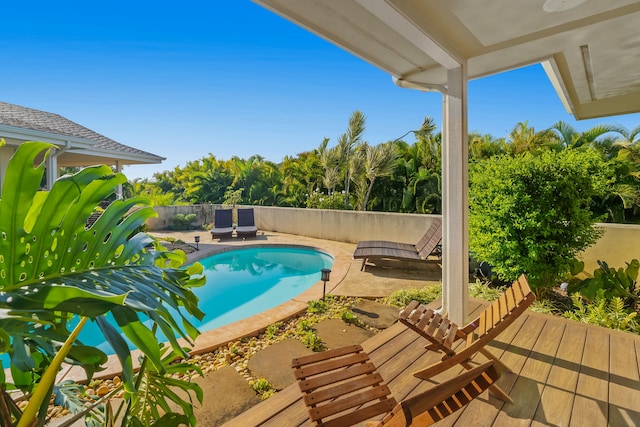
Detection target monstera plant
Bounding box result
[0,141,206,426]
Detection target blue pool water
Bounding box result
[86,246,334,354]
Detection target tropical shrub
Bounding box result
[568,259,639,305]
[469,149,607,294]
[171,213,197,230]
[563,292,640,333]
[0,141,205,426]
[306,189,349,210]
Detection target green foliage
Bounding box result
[171,213,197,230]
[295,319,323,351]
[264,322,284,340]
[469,149,607,294]
[297,319,313,333]
[306,189,348,210]
[299,330,324,352]
[530,299,562,315]
[0,142,205,426]
[307,299,328,314]
[125,117,640,221]
[563,292,640,333]
[340,309,360,325]
[251,378,275,399]
[468,281,505,301]
[88,346,203,427]
[223,186,243,207]
[383,285,442,307]
[568,259,639,304]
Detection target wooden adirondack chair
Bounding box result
[291,344,499,427]
[398,274,535,403]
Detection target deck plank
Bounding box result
[493,316,564,426]
[453,313,545,427]
[531,320,586,427]
[570,327,610,427]
[608,331,640,425]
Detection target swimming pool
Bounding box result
[86,246,334,353]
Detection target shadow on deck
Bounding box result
[223,299,640,426]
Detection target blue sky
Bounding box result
[2,1,639,180]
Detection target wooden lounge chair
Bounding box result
[398,274,535,403]
[236,207,257,238]
[353,219,442,271]
[210,209,234,240]
[292,344,499,427]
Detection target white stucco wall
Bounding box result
[148,205,640,274]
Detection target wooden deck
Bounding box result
[223,299,640,426]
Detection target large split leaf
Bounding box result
[0,142,205,394]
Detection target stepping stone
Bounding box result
[247,338,313,390]
[351,299,400,329]
[189,366,261,426]
[315,318,375,350]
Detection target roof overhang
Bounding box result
[254,0,640,120]
[0,124,164,167]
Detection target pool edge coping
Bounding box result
[58,239,353,382]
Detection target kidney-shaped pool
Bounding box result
[194,246,334,331]
[81,246,334,354]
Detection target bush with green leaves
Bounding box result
[568,259,639,306]
[469,149,607,295]
[306,189,350,210]
[171,212,197,230]
[563,292,640,333]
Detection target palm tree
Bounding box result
[338,111,366,208]
[506,121,557,154]
[355,142,400,210]
[549,120,620,153]
[317,137,341,193]
[468,132,505,160]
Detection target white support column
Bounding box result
[441,64,469,325]
[115,161,123,199]
[45,153,58,190]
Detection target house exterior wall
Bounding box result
[0,144,17,192]
[148,205,640,276]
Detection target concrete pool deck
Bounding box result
[57,230,441,382]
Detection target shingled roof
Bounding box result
[0,101,163,161]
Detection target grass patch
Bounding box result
[383,285,442,307]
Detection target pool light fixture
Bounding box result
[194,235,200,250]
[321,268,331,301]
